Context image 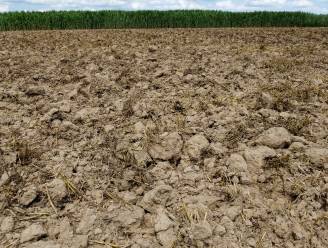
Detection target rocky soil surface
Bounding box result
[0,28,328,248]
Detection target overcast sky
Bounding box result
[0,0,327,13]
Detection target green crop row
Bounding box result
[0,10,327,31]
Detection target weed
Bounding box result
[11,140,39,165]
[265,57,304,73]
[289,179,306,199]
[264,154,290,169]
[259,44,266,50]
[223,184,241,202]
[279,115,311,136]
[122,98,134,117]
[175,114,186,132]
[178,203,208,225]
[224,123,248,148]
[197,100,209,112]
[173,101,184,113]
[257,81,321,111]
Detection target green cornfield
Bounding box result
[0,10,327,31]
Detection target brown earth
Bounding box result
[0,28,328,248]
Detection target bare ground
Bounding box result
[0,28,328,248]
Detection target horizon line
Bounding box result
[1,9,327,15]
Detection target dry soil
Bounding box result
[0,28,328,248]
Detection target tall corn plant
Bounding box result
[0,10,327,31]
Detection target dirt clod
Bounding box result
[19,185,38,206]
[20,224,47,243]
[256,127,292,148]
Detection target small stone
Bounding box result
[154,69,166,78]
[3,152,16,165]
[191,221,212,240]
[289,142,305,151]
[259,92,274,109]
[226,153,248,174]
[104,124,115,133]
[46,179,68,204]
[68,88,78,99]
[185,134,209,160]
[273,216,290,239]
[1,216,15,233]
[19,186,38,206]
[243,146,276,168]
[113,206,144,228]
[256,127,292,149]
[25,86,45,96]
[213,224,226,236]
[135,186,144,195]
[59,103,71,113]
[292,223,306,240]
[258,108,276,118]
[46,108,61,122]
[134,121,145,134]
[143,213,155,228]
[91,190,104,205]
[86,63,99,72]
[231,176,239,184]
[148,132,183,161]
[72,235,88,248]
[139,185,173,213]
[133,150,152,166]
[157,228,177,247]
[155,208,174,232]
[258,174,267,183]
[58,217,73,241]
[48,108,58,116]
[305,147,328,167]
[204,157,216,170]
[225,206,241,221]
[132,102,148,118]
[24,241,61,248]
[240,172,252,185]
[150,162,173,180]
[74,108,98,122]
[220,216,234,233]
[20,224,47,243]
[47,223,60,240]
[247,238,257,247]
[52,119,61,128]
[0,172,10,187]
[184,74,194,83]
[148,45,158,52]
[291,135,308,144]
[76,209,97,234]
[209,142,228,157]
[118,191,138,204]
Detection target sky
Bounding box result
[0,0,327,13]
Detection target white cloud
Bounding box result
[215,0,256,11]
[24,0,206,10]
[25,0,126,10]
[249,0,315,8]
[215,1,239,9]
[0,3,9,12]
[176,0,205,9]
[292,0,314,7]
[248,0,287,7]
[27,0,125,5]
[215,0,320,11]
[130,0,204,10]
[3,0,327,13]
